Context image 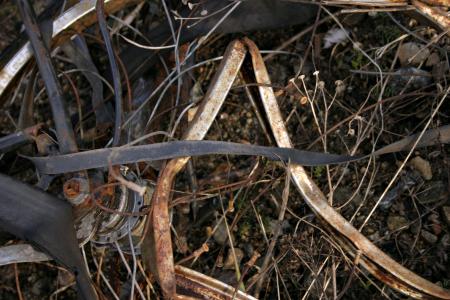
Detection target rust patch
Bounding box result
[413,0,450,35]
[175,265,256,300]
[417,0,449,7]
[144,40,247,299]
[63,179,81,199]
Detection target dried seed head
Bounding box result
[347,128,355,137]
[206,226,213,238]
[335,80,346,95]
[300,96,308,105]
[227,199,234,212]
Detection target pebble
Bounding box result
[433,61,449,81]
[417,181,447,204]
[57,270,75,287]
[368,231,380,242]
[428,214,442,235]
[426,52,440,67]
[333,186,363,206]
[441,234,450,248]
[365,227,375,234]
[392,67,431,90]
[213,219,233,246]
[431,223,442,236]
[31,278,47,296]
[398,42,430,66]
[223,248,244,270]
[442,206,450,226]
[421,230,438,244]
[268,219,291,236]
[387,215,409,232]
[428,213,439,224]
[410,156,432,180]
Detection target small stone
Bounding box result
[213,219,233,246]
[267,219,290,236]
[333,186,363,206]
[223,248,244,269]
[426,52,440,67]
[431,223,442,236]
[421,230,438,244]
[242,243,254,257]
[368,231,380,242]
[392,67,431,90]
[428,213,439,224]
[433,61,449,81]
[216,253,224,268]
[410,156,432,180]
[398,42,430,66]
[387,215,409,232]
[441,234,450,247]
[417,181,447,204]
[365,227,375,234]
[442,206,450,226]
[57,270,75,287]
[31,278,47,296]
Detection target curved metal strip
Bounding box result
[243,37,450,299]
[0,244,50,266]
[144,40,247,299]
[175,265,256,300]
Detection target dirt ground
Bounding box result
[0,1,449,299]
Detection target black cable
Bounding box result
[96,0,123,146]
[15,0,78,154]
[0,173,97,299]
[0,126,38,153]
[29,140,362,175]
[28,124,450,175]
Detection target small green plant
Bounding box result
[351,51,364,69]
[375,24,402,44]
[443,279,450,289]
[239,221,252,241]
[382,85,395,98]
[313,165,325,179]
